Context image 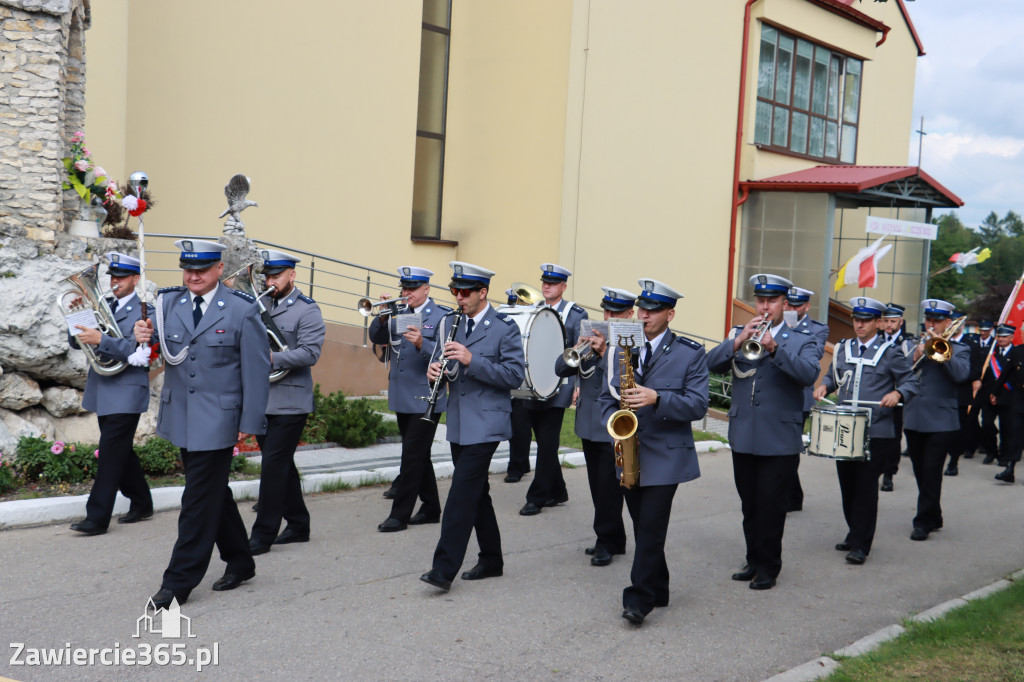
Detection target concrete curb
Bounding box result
[764,573,1022,681]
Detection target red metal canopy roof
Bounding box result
[740,165,964,207]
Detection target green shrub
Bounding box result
[14,436,98,484]
[134,437,181,476]
[0,452,17,494]
[709,372,732,410]
[303,385,390,448]
[231,451,250,473]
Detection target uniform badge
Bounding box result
[217,300,225,308]
[782,333,789,339]
[126,305,133,312]
[287,299,294,305]
[216,329,226,334]
[179,298,187,304]
[484,319,491,326]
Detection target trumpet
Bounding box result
[739,315,772,360]
[912,315,966,370]
[562,338,595,368]
[357,296,409,317]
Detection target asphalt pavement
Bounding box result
[2,440,1024,681]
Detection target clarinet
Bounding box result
[420,307,464,423]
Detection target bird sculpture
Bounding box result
[219,174,258,235]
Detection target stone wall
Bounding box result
[0,0,89,241]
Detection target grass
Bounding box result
[316,478,353,493]
[824,579,1024,681]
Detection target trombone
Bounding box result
[356,296,409,317]
[739,315,772,360]
[911,315,966,370]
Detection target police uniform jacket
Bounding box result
[901,339,971,432]
[554,351,610,444]
[794,315,828,412]
[69,295,151,416]
[265,286,325,415]
[153,284,270,451]
[819,338,920,439]
[596,333,709,486]
[707,323,819,455]
[442,305,525,445]
[368,297,450,414]
[525,299,587,410]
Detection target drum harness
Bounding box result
[556,300,575,388]
[832,338,893,411]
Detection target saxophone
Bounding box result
[606,336,640,489]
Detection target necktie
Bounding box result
[642,341,653,374]
[466,318,475,338]
[859,344,867,357]
[109,298,119,314]
[192,295,204,328]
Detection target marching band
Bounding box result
[62,245,1024,627]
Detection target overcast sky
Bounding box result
[907,0,1024,228]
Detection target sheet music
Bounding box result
[66,310,100,335]
[394,313,422,333]
[581,319,608,339]
[608,321,644,351]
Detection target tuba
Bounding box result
[57,263,128,376]
[606,335,640,489]
[508,282,544,306]
[222,263,290,382]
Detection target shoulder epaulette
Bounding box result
[158,286,186,294]
[437,304,453,312]
[230,289,256,303]
[495,312,516,325]
[675,335,703,351]
[298,294,314,304]
[571,304,585,314]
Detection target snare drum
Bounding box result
[807,405,871,461]
[494,305,566,400]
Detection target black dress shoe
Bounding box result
[212,567,255,591]
[503,474,522,483]
[995,468,1016,483]
[835,542,852,552]
[519,502,542,516]
[963,451,975,459]
[944,465,958,476]
[983,455,996,464]
[409,511,440,525]
[382,487,397,499]
[420,569,451,592]
[880,475,894,492]
[731,567,756,581]
[543,493,569,507]
[461,563,503,580]
[749,574,776,590]
[249,538,271,555]
[591,548,614,567]
[377,517,407,532]
[274,528,310,545]
[69,519,107,535]
[117,508,154,524]
[621,607,645,625]
[150,588,185,610]
[910,527,930,541]
[845,548,867,565]
[585,546,597,556]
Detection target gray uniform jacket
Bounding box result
[524,299,585,409]
[597,333,710,486]
[555,351,609,443]
[795,315,828,412]
[901,339,971,432]
[69,295,150,416]
[819,338,920,438]
[707,324,819,455]
[153,284,270,451]
[442,305,526,445]
[368,298,451,414]
[265,287,325,415]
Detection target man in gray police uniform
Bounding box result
[707,274,819,590]
[814,296,919,565]
[512,263,588,517]
[420,261,525,592]
[68,252,154,535]
[879,302,909,491]
[784,286,828,513]
[370,266,451,532]
[135,239,270,608]
[248,249,325,554]
[554,286,635,568]
[598,278,709,626]
[901,298,970,541]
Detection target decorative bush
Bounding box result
[15,437,98,484]
[303,385,389,448]
[231,448,249,473]
[134,437,181,476]
[709,372,733,410]
[0,452,17,494]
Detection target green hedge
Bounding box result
[134,437,181,476]
[303,385,390,448]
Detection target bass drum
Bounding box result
[495,305,566,400]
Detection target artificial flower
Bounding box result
[128,199,147,217]
[94,449,99,459]
[121,195,139,212]
[74,159,90,172]
[233,447,240,457]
